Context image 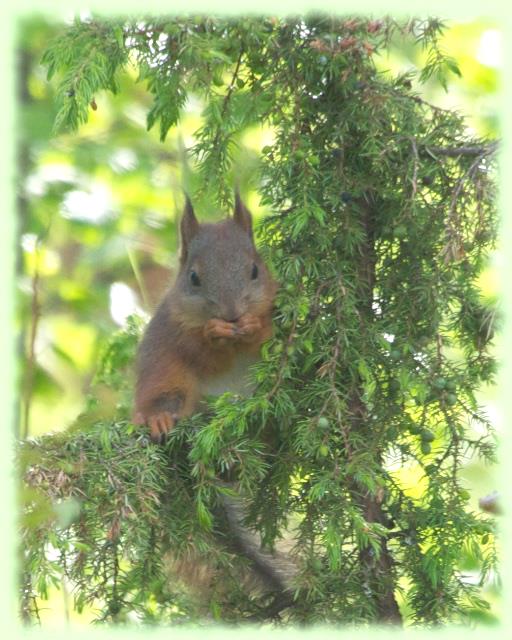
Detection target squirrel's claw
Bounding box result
[147,411,175,444]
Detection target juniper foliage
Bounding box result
[21,14,499,627]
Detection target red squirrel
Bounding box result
[133,191,278,443]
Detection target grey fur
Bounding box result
[175,211,272,325]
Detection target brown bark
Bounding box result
[348,193,402,625]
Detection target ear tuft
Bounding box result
[180,195,199,264]
[233,188,253,239]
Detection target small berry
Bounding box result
[317,417,329,430]
[389,379,401,393]
[445,393,457,406]
[420,441,432,455]
[420,429,435,443]
[318,444,329,457]
[433,377,447,390]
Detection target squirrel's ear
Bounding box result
[233,188,253,240]
[180,195,199,264]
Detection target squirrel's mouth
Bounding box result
[220,315,241,324]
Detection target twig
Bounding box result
[424,141,499,158]
[210,44,245,154]
[318,277,353,460]
[267,313,298,400]
[442,148,490,263]
[207,45,245,198]
[409,137,419,200]
[266,264,305,400]
[386,86,455,116]
[221,46,244,118]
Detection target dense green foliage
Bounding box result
[20,15,499,627]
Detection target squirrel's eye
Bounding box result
[251,263,259,280]
[190,270,201,287]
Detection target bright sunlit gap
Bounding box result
[109,282,143,326]
[61,184,116,224]
[477,29,502,68]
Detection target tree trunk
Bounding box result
[348,193,402,625]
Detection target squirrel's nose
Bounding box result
[221,302,244,323]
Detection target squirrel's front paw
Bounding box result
[203,318,238,343]
[134,411,177,444]
[235,314,262,342]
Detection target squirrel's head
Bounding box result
[174,191,277,327]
